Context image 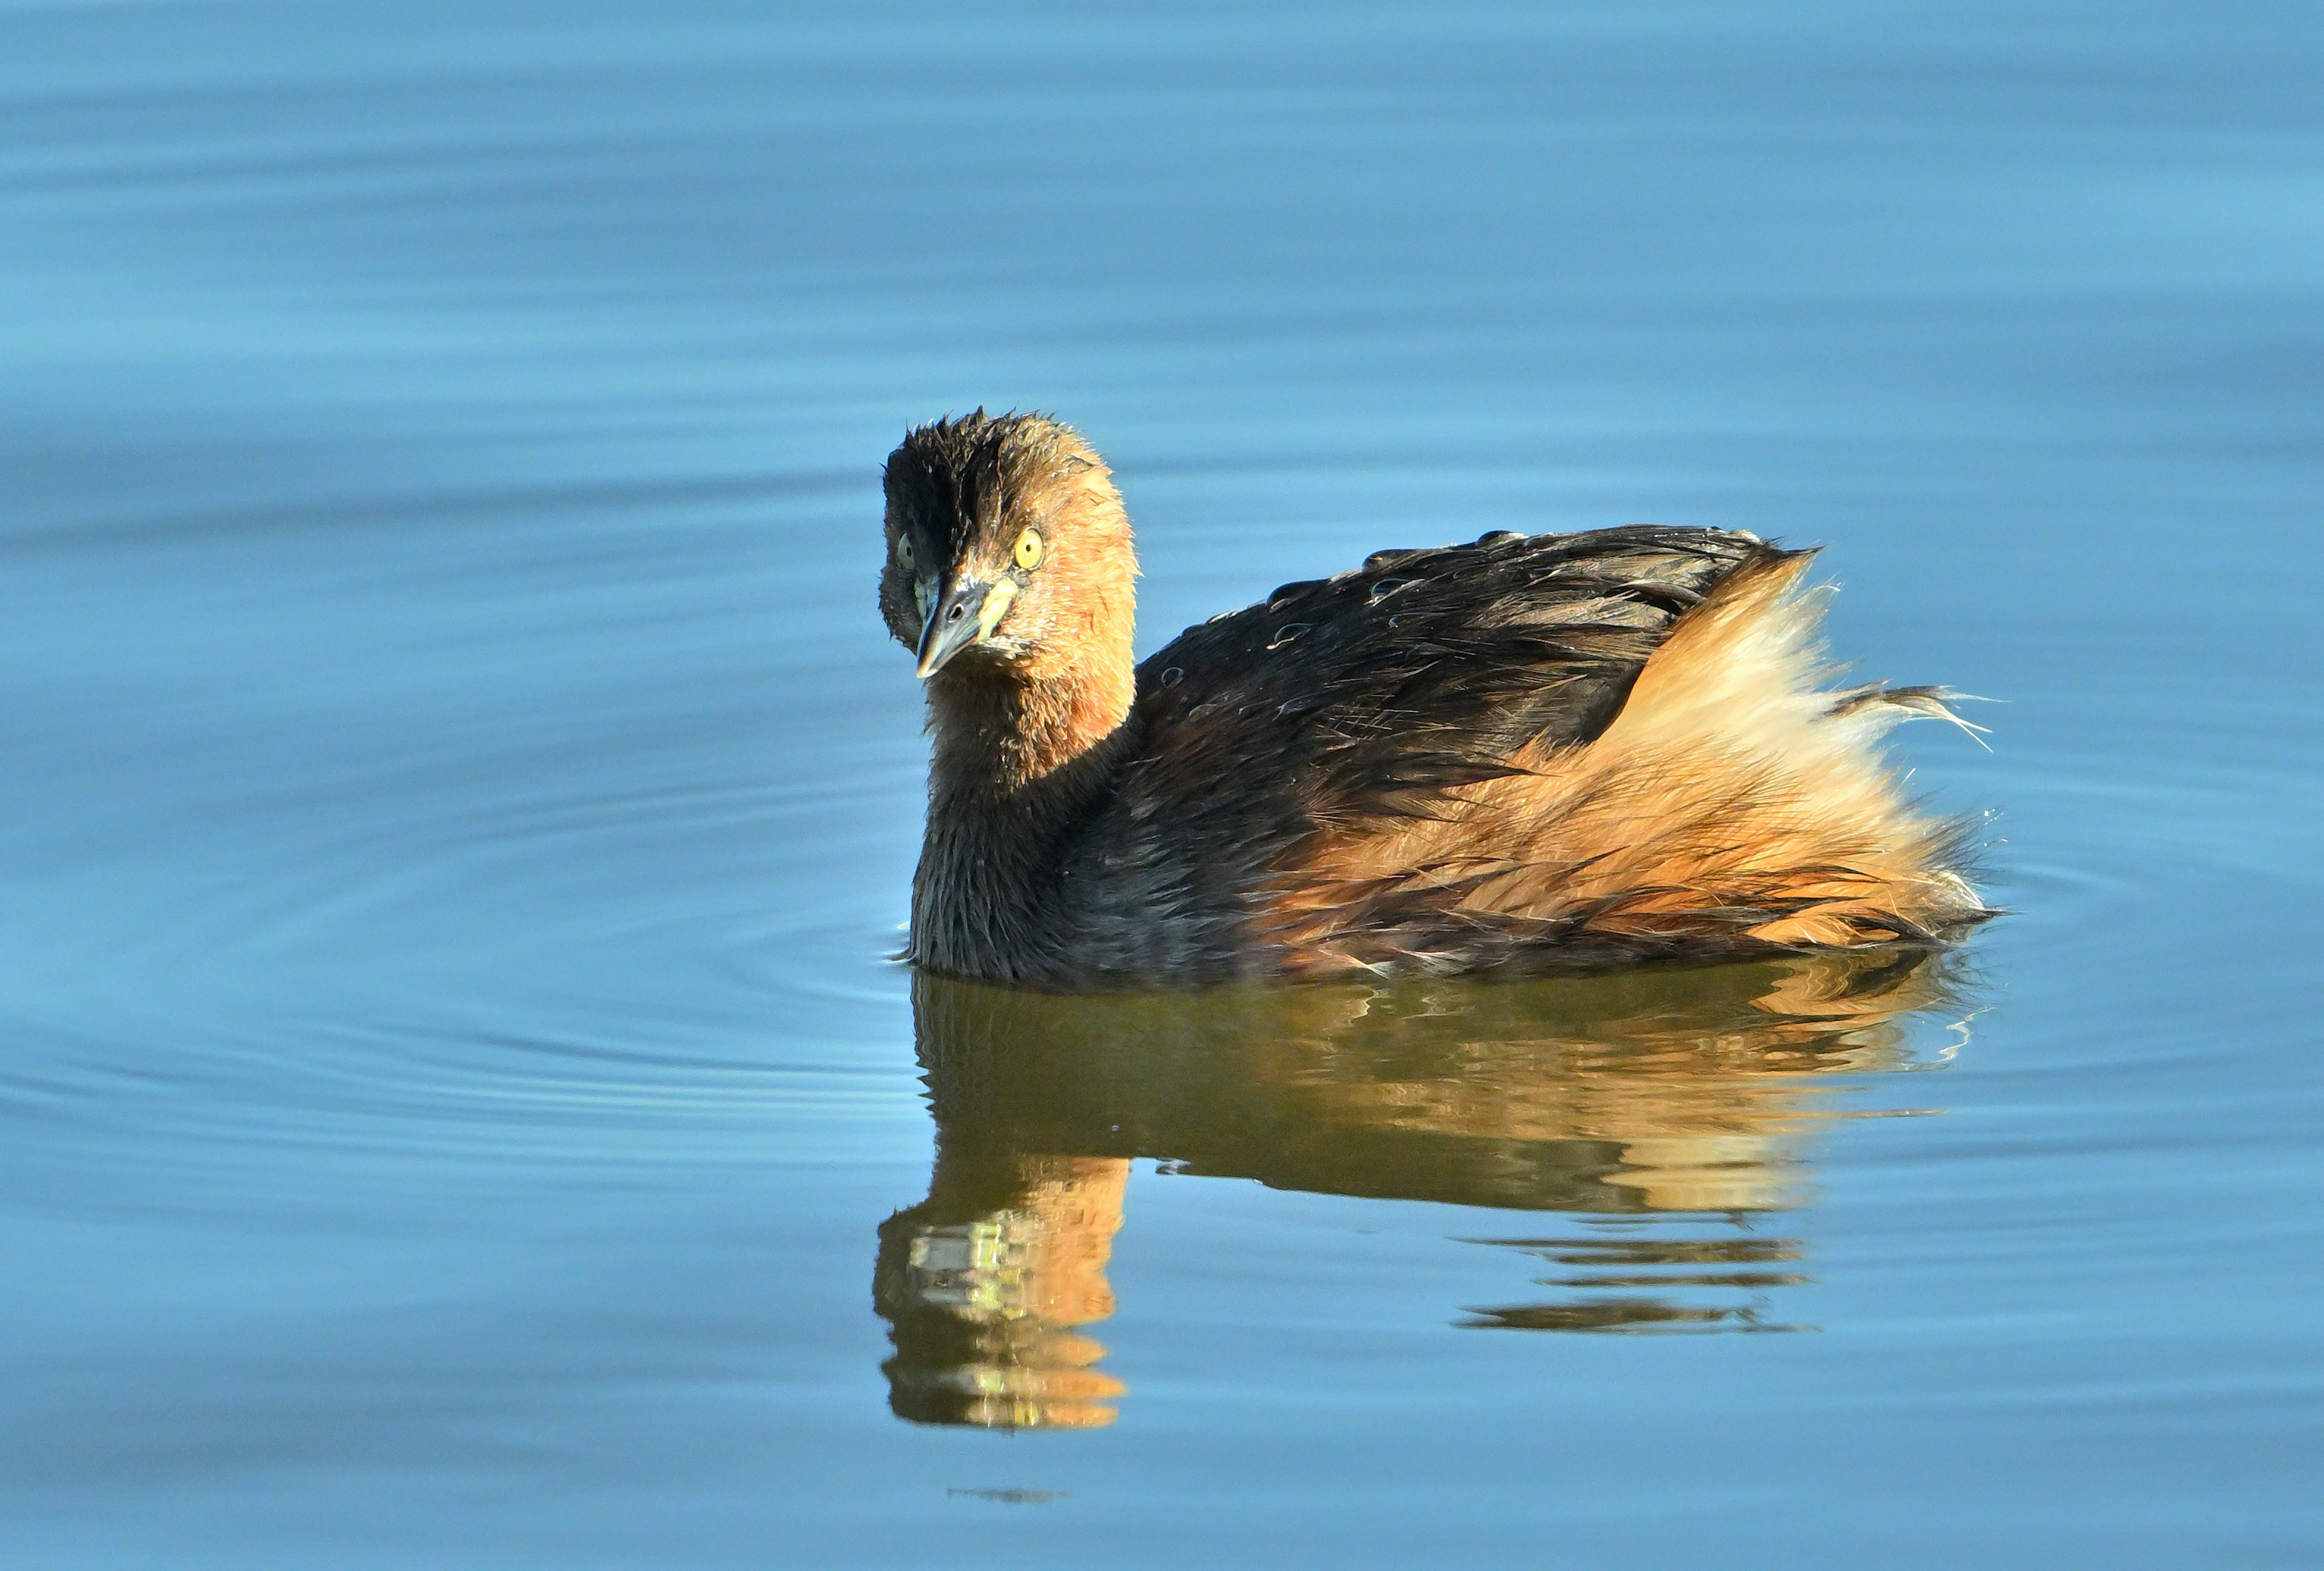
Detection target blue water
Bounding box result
[2,2,2320,1565]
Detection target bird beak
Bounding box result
[915,576,997,678]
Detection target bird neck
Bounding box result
[927,648,1136,795]
[913,651,1138,980]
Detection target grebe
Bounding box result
[878,410,1988,986]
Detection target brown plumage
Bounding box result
[878,410,1990,987]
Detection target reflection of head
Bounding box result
[874,949,1967,1424]
[873,1156,1127,1429]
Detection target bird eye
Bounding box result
[1014,528,1044,571]
[894,534,916,570]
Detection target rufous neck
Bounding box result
[925,655,1136,801]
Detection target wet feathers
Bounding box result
[883,412,1989,986]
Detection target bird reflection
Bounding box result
[875,949,1965,1428]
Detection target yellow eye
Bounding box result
[1014,528,1044,571]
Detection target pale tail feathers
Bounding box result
[1264,551,1994,973]
[1824,682,1993,750]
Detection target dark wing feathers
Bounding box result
[1064,525,1786,979]
[1064,520,1766,962]
[1128,525,1772,829]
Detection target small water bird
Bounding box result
[879,410,1989,986]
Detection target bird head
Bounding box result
[879,410,1137,683]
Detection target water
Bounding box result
[2,1,2319,1564]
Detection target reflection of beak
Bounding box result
[915,576,1015,679]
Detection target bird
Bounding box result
[876,409,1991,987]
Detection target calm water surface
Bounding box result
[2,2,2320,1566]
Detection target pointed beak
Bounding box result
[914,577,993,679]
